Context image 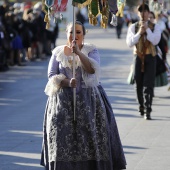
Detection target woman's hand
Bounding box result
[61,78,77,88]
[69,78,77,88]
[71,40,80,55]
[71,40,95,74]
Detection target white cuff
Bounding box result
[44,73,66,96]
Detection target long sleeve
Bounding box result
[80,44,101,86]
[88,48,100,65]
[48,53,59,79]
[44,48,66,96]
[126,23,141,48]
[146,23,161,45]
[126,23,161,48]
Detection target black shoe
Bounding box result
[144,112,151,120]
[140,111,145,116]
[139,106,145,116]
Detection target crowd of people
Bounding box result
[0,1,59,71]
[0,2,169,101]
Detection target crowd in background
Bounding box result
[0,1,170,73]
[0,1,59,71]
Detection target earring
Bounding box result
[82,39,84,46]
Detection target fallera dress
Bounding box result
[40,43,126,170]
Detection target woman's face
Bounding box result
[148,13,155,23]
[67,24,84,48]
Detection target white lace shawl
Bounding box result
[44,43,100,96]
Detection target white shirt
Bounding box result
[157,19,166,33]
[126,22,161,48]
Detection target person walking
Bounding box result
[40,20,126,170]
[115,14,124,39]
[148,11,168,88]
[126,4,161,120]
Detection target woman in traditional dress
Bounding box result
[40,21,126,170]
[148,11,168,88]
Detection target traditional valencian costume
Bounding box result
[40,43,126,170]
[126,3,161,120]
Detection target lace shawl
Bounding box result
[44,43,100,96]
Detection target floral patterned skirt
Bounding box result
[40,85,126,170]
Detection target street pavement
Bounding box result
[0,25,170,170]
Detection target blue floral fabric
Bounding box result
[40,44,126,170]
